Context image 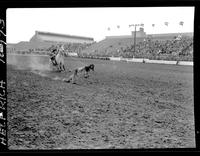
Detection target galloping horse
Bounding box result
[55,45,66,72]
[50,45,66,72]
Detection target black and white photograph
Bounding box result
[6,7,195,149]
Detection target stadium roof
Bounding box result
[105,32,193,40]
[35,31,94,41]
[148,32,193,37]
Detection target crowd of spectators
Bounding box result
[130,36,193,61]
[7,42,93,55]
[47,42,93,55]
[78,35,193,61]
[7,35,193,61]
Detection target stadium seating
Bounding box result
[7,35,193,61]
[78,35,193,61]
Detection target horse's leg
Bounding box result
[61,60,65,71]
[59,64,62,72]
[58,63,61,71]
[60,62,65,71]
[62,57,65,71]
[63,64,65,71]
[57,64,61,72]
[60,63,64,72]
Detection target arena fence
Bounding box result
[7,53,193,66]
[177,61,193,66]
[145,59,177,65]
[108,57,193,66]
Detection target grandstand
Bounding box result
[30,31,94,44]
[7,28,193,61]
[80,37,144,57]
[79,28,193,61]
[7,31,95,54]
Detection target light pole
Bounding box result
[179,21,184,38]
[129,23,144,55]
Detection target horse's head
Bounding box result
[60,45,65,51]
[58,45,65,56]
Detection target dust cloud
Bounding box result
[7,54,51,79]
[7,54,71,82]
[28,56,50,71]
[7,54,51,71]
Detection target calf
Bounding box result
[63,64,95,84]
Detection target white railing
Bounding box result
[67,52,78,57]
[109,57,121,61]
[145,59,177,65]
[177,61,193,66]
[109,57,193,66]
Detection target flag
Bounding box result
[164,22,169,26]
[0,112,3,119]
[179,21,184,26]
[0,43,3,53]
[152,24,155,27]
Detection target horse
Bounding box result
[55,45,66,72]
[49,45,66,72]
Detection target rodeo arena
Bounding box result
[7,24,194,149]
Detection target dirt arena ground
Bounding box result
[7,54,195,149]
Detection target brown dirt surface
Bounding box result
[7,54,195,149]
